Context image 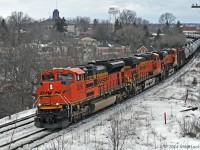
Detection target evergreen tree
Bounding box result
[114,19,121,32]
[166,21,169,27]
[176,20,182,33]
[54,17,67,32]
[1,19,7,30]
[143,24,149,38]
[155,28,161,40]
[93,19,98,28]
[0,19,8,43]
[176,20,181,28]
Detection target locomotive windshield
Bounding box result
[58,74,73,80]
[42,74,54,81]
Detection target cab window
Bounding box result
[42,74,54,81]
[58,74,73,80]
[76,74,82,81]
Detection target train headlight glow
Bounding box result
[56,103,59,106]
[50,84,53,90]
[38,103,41,107]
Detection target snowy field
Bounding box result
[34,55,200,150]
[1,55,200,150]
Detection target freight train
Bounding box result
[34,36,200,129]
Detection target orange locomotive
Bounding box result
[35,51,176,128]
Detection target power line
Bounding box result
[188,0,195,4]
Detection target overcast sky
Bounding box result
[1,0,200,23]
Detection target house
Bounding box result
[96,42,126,59]
[180,26,198,34]
[81,37,97,45]
[67,24,76,33]
[136,46,149,54]
[79,32,93,39]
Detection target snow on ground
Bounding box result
[35,56,200,150]
[0,108,35,126]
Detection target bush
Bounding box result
[178,115,200,138]
[192,77,197,86]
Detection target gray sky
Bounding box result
[1,0,200,23]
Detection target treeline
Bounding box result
[0,10,186,118]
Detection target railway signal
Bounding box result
[191,4,200,8]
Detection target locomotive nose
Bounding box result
[36,80,70,107]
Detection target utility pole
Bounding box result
[191,4,200,8]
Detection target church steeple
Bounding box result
[53,0,59,20]
[53,9,59,20]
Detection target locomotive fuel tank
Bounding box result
[91,96,116,112]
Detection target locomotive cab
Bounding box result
[35,67,85,128]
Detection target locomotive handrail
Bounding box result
[34,94,72,117]
[33,96,41,108]
[59,95,71,104]
[59,95,72,117]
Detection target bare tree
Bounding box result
[159,12,176,25]
[94,20,112,42]
[107,113,135,150]
[47,134,69,150]
[7,11,33,47]
[1,45,40,111]
[159,33,186,48]
[119,9,137,26]
[0,12,44,117]
[113,26,145,51]
[76,16,90,32]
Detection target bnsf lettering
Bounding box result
[40,91,52,95]
[39,90,68,95]
[54,90,61,94]
[62,90,68,94]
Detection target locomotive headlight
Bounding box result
[38,103,41,107]
[56,103,59,106]
[50,84,53,90]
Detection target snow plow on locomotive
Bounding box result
[34,36,200,129]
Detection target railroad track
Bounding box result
[0,114,35,130]
[0,117,34,134]
[0,114,37,150]
[0,53,198,150]
[0,128,48,150]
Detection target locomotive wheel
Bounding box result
[73,115,78,123]
[73,113,81,123]
[117,97,122,103]
[81,112,86,119]
[82,106,90,118]
[122,92,127,99]
[115,93,122,104]
[155,77,160,84]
